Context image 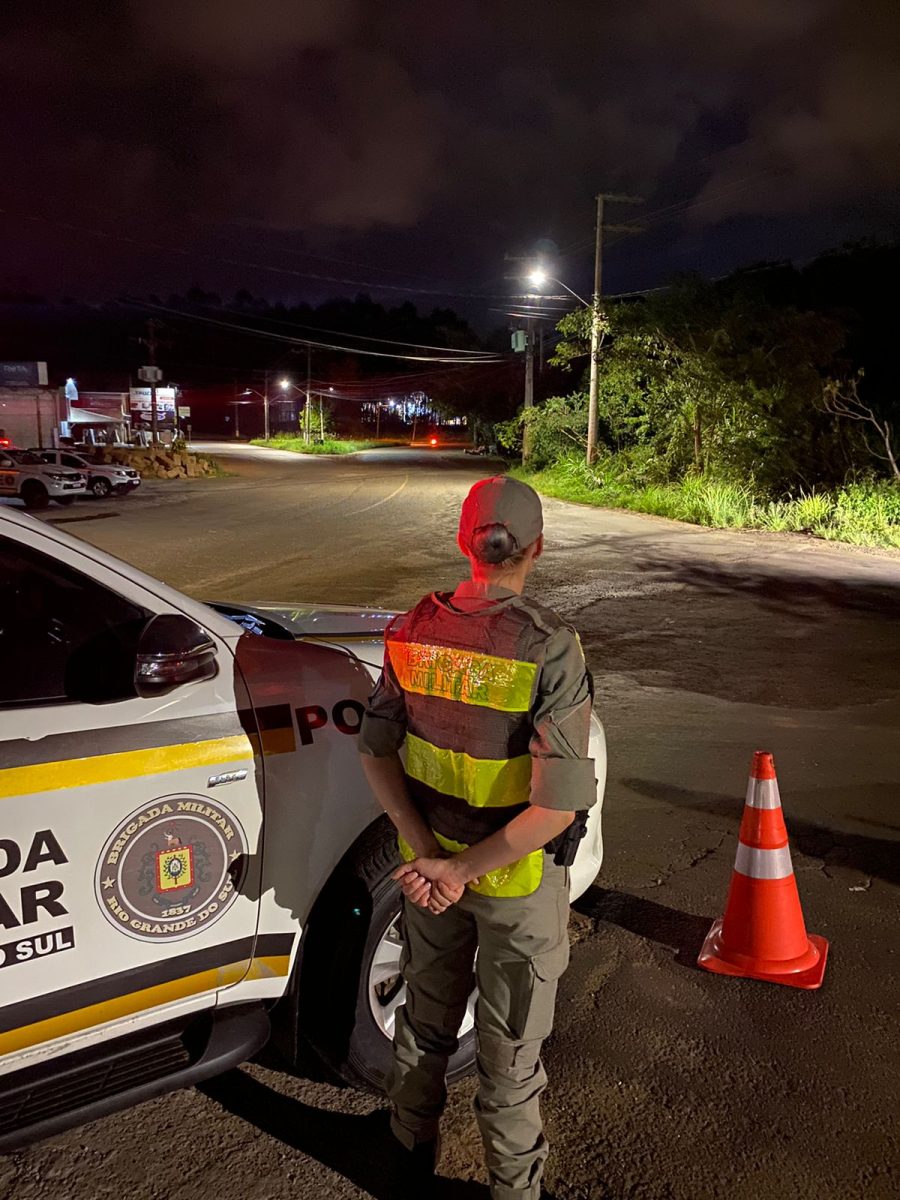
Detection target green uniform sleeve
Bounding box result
[528,626,596,811]
[358,645,408,757]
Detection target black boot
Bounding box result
[367,1108,441,1197]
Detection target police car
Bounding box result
[0,506,606,1150]
[0,450,87,509]
[30,449,141,499]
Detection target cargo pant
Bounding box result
[387,855,570,1200]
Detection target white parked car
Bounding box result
[0,506,606,1150]
[31,449,141,498]
[0,450,87,509]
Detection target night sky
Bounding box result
[2,0,898,319]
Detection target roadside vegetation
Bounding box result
[250,435,392,455]
[499,248,900,551]
[511,458,900,549]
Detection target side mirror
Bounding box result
[135,613,218,697]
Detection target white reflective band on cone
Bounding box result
[734,842,794,879]
[745,777,782,810]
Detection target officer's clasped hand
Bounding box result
[393,857,467,914]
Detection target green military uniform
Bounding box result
[359,576,596,1200]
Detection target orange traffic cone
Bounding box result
[698,751,828,989]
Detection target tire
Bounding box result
[297,817,477,1093]
[90,477,112,498]
[55,496,77,506]
[20,481,49,510]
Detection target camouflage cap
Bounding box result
[458,476,543,555]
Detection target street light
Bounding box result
[526,267,599,465]
[276,378,306,437]
[526,267,589,307]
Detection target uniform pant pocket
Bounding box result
[505,937,570,1043]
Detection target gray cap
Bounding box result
[458,476,543,555]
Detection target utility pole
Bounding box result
[145,318,160,446]
[305,346,312,444]
[523,317,535,463]
[586,192,642,465]
[263,369,270,441]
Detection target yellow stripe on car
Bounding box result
[405,733,531,808]
[0,955,291,1057]
[388,641,537,712]
[0,735,254,800]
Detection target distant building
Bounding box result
[0,386,64,449]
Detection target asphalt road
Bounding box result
[4,444,899,1200]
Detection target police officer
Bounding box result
[358,476,597,1200]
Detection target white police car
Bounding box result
[30,449,141,498]
[0,506,606,1150]
[0,450,87,509]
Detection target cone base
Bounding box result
[697,919,829,990]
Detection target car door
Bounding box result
[0,526,265,1076]
[0,453,20,500]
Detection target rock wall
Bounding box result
[93,447,219,479]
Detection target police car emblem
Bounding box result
[94,797,249,942]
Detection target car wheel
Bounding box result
[297,818,477,1093]
[55,496,77,506]
[90,477,112,498]
[20,481,50,510]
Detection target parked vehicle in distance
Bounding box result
[0,450,87,509]
[31,449,141,498]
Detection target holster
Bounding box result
[549,810,589,867]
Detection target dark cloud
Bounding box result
[0,0,897,303]
[130,0,360,64]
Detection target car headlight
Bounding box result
[47,472,68,481]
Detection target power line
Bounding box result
[122,297,508,365]
[187,300,496,357]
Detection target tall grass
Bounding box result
[512,455,900,551]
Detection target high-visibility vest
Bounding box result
[386,592,566,898]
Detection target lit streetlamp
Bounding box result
[277,377,306,436]
[527,267,599,466]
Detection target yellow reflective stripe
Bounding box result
[0,954,291,1057]
[0,736,254,801]
[388,641,537,712]
[398,832,543,899]
[406,734,531,808]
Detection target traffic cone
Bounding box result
[698,751,828,989]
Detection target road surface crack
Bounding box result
[637,831,729,889]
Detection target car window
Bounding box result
[61,454,84,468]
[39,451,57,464]
[12,451,43,465]
[0,454,14,469]
[0,536,151,707]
